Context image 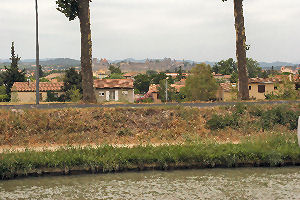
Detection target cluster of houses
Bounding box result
[10,65,299,103]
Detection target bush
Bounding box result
[261,106,299,130]
[66,87,82,102]
[206,114,237,130]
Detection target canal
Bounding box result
[1,167,300,199]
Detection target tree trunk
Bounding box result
[78,0,96,103]
[234,0,249,100]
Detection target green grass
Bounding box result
[1,132,300,180]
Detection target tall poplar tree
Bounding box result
[222,0,249,100]
[2,42,26,101]
[56,0,96,103]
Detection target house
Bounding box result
[93,70,108,79]
[11,81,64,103]
[248,78,284,100]
[281,66,297,75]
[213,74,232,82]
[217,82,237,101]
[94,79,134,103]
[122,72,138,80]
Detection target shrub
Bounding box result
[261,105,299,130]
[206,114,237,130]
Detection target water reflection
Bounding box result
[1,167,300,199]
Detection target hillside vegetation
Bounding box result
[0,103,299,148]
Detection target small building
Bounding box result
[94,79,134,103]
[122,72,138,80]
[248,78,283,100]
[217,82,237,101]
[11,81,64,103]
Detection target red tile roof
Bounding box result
[12,82,64,92]
[249,78,283,83]
[220,82,235,92]
[94,79,134,89]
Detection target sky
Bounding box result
[0,0,299,63]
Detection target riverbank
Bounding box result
[0,103,299,148]
[1,132,300,180]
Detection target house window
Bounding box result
[122,91,128,95]
[99,91,105,96]
[258,85,265,93]
[274,86,278,90]
[249,86,252,90]
[110,90,115,100]
[39,93,43,101]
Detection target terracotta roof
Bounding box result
[123,72,138,77]
[94,79,134,89]
[45,73,64,80]
[220,82,235,92]
[249,78,283,83]
[12,82,64,92]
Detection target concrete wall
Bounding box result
[249,83,281,100]
[95,88,134,103]
[11,91,64,103]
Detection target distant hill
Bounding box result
[20,58,80,67]
[1,57,298,72]
[258,61,297,69]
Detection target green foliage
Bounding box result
[106,73,124,79]
[146,70,158,76]
[2,42,26,101]
[151,72,168,84]
[157,79,180,102]
[134,74,151,94]
[0,85,8,102]
[265,79,298,100]
[183,63,218,101]
[206,114,238,130]
[247,58,262,78]
[261,106,299,130]
[1,133,300,179]
[212,58,237,75]
[108,65,122,74]
[56,0,79,21]
[230,72,238,83]
[66,86,82,102]
[175,66,184,81]
[63,68,82,92]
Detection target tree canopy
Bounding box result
[2,42,26,101]
[212,58,237,75]
[182,63,218,101]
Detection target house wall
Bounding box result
[11,91,64,103]
[95,88,134,103]
[248,83,281,100]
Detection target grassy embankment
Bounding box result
[1,132,300,180]
[0,103,299,179]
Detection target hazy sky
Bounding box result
[1,0,299,63]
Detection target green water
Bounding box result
[1,167,300,199]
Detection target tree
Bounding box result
[246,58,262,78]
[212,58,237,75]
[108,65,122,74]
[157,79,178,102]
[151,72,167,84]
[38,65,44,78]
[183,63,218,101]
[175,66,184,81]
[134,74,151,94]
[2,42,26,101]
[56,0,96,103]
[146,70,158,76]
[0,85,8,102]
[222,0,249,100]
[63,68,82,101]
